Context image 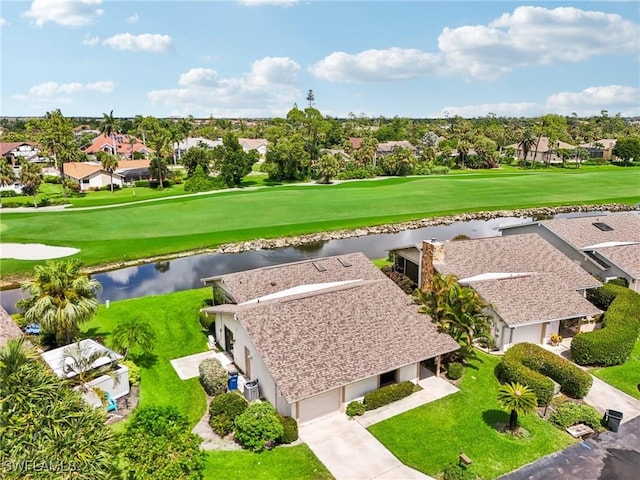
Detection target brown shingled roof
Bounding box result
[538,213,640,250]
[0,305,24,348]
[595,244,640,279]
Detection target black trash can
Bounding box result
[227,370,239,391]
[604,409,623,432]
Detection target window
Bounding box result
[379,369,397,388]
[82,179,90,184]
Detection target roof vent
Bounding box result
[338,257,352,267]
[312,262,327,272]
[593,222,614,232]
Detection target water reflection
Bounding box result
[1,216,531,313]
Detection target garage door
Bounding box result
[514,324,542,344]
[298,389,341,423]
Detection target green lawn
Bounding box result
[590,339,640,399]
[2,169,639,280]
[81,288,210,426]
[368,352,575,479]
[204,446,333,480]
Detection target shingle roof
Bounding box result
[377,141,417,153]
[0,305,24,348]
[434,233,602,327]
[238,138,268,151]
[507,137,576,152]
[595,244,640,279]
[537,213,640,250]
[203,253,388,304]
[203,253,459,403]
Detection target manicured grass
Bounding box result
[2,169,639,280]
[590,339,640,399]
[371,257,393,268]
[204,446,333,480]
[368,352,575,479]
[81,288,210,426]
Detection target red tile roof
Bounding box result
[84,134,154,155]
[0,142,39,156]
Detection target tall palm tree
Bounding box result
[518,129,537,168]
[149,155,169,189]
[100,152,119,192]
[0,158,16,207]
[109,318,156,359]
[17,259,101,346]
[100,110,119,158]
[456,139,471,169]
[129,137,138,160]
[498,382,538,431]
[19,160,43,208]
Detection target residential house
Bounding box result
[376,141,417,159]
[40,338,129,407]
[579,139,617,161]
[201,252,458,422]
[320,148,351,162]
[501,212,640,292]
[348,137,363,150]
[0,142,42,164]
[116,159,152,183]
[390,234,601,351]
[73,125,101,137]
[0,305,24,348]
[507,137,576,164]
[175,137,223,157]
[84,134,154,159]
[238,138,269,157]
[63,159,150,191]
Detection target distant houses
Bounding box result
[63,159,151,191]
[84,134,154,159]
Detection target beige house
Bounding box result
[579,139,617,161]
[501,212,640,292]
[201,253,458,423]
[507,137,576,164]
[391,234,601,351]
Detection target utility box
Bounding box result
[604,409,623,432]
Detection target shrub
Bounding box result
[443,463,477,480]
[199,311,214,331]
[363,381,415,410]
[345,400,366,417]
[0,190,20,198]
[447,362,464,380]
[120,360,141,386]
[43,175,61,184]
[210,414,234,437]
[134,180,150,188]
[431,166,450,175]
[278,415,298,444]
[199,358,228,396]
[549,402,602,430]
[572,284,640,366]
[586,284,617,310]
[500,343,592,406]
[412,163,431,176]
[99,183,121,191]
[607,277,629,288]
[184,165,222,193]
[549,333,563,345]
[234,402,284,452]
[209,392,248,420]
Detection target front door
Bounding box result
[224,326,234,356]
[244,346,252,378]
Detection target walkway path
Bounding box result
[299,373,458,480]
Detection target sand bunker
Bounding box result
[0,243,80,260]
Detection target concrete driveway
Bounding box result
[170,350,232,380]
[299,412,434,480]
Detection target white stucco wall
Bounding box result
[344,376,378,402]
[86,364,129,400]
[298,388,341,423]
[398,363,419,383]
[511,323,543,346]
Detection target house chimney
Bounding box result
[420,240,445,291]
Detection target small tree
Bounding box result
[498,382,538,431]
[316,152,341,183]
[109,318,156,359]
[613,137,640,165]
[19,160,43,208]
[234,402,284,452]
[61,341,119,393]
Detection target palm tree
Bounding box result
[129,137,138,160]
[61,341,119,393]
[17,259,101,346]
[100,152,119,192]
[0,158,16,207]
[109,318,156,359]
[518,129,537,168]
[19,160,43,208]
[456,139,471,169]
[149,155,168,189]
[0,337,38,383]
[100,110,119,158]
[316,153,341,184]
[498,382,538,431]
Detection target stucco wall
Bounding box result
[398,363,419,383]
[86,364,129,400]
[344,376,378,402]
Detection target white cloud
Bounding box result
[103,33,173,53]
[311,6,639,82]
[437,85,640,118]
[23,0,103,27]
[148,57,300,117]
[310,48,442,83]
[0,17,8,27]
[82,33,100,46]
[238,0,297,6]
[127,12,139,24]
[29,80,116,97]
[103,266,138,286]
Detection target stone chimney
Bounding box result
[420,240,445,291]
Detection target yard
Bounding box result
[368,351,575,479]
[2,168,639,281]
[590,339,640,400]
[80,287,332,479]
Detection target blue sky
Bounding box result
[1,0,639,118]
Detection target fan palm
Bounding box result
[19,160,43,208]
[109,318,156,359]
[100,152,119,192]
[518,129,537,168]
[498,382,538,431]
[17,259,101,346]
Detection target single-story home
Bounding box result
[84,134,154,159]
[201,252,458,423]
[500,212,640,292]
[63,159,151,190]
[175,137,223,157]
[390,234,602,351]
[238,138,269,157]
[376,140,417,158]
[506,137,576,164]
[578,139,617,161]
[40,338,129,406]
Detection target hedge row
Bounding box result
[363,381,415,410]
[500,343,592,406]
[571,284,640,366]
[549,402,602,430]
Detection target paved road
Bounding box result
[499,415,640,480]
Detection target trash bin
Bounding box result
[604,409,623,432]
[227,370,239,391]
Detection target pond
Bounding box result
[0,211,604,314]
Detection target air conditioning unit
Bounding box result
[243,379,260,401]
